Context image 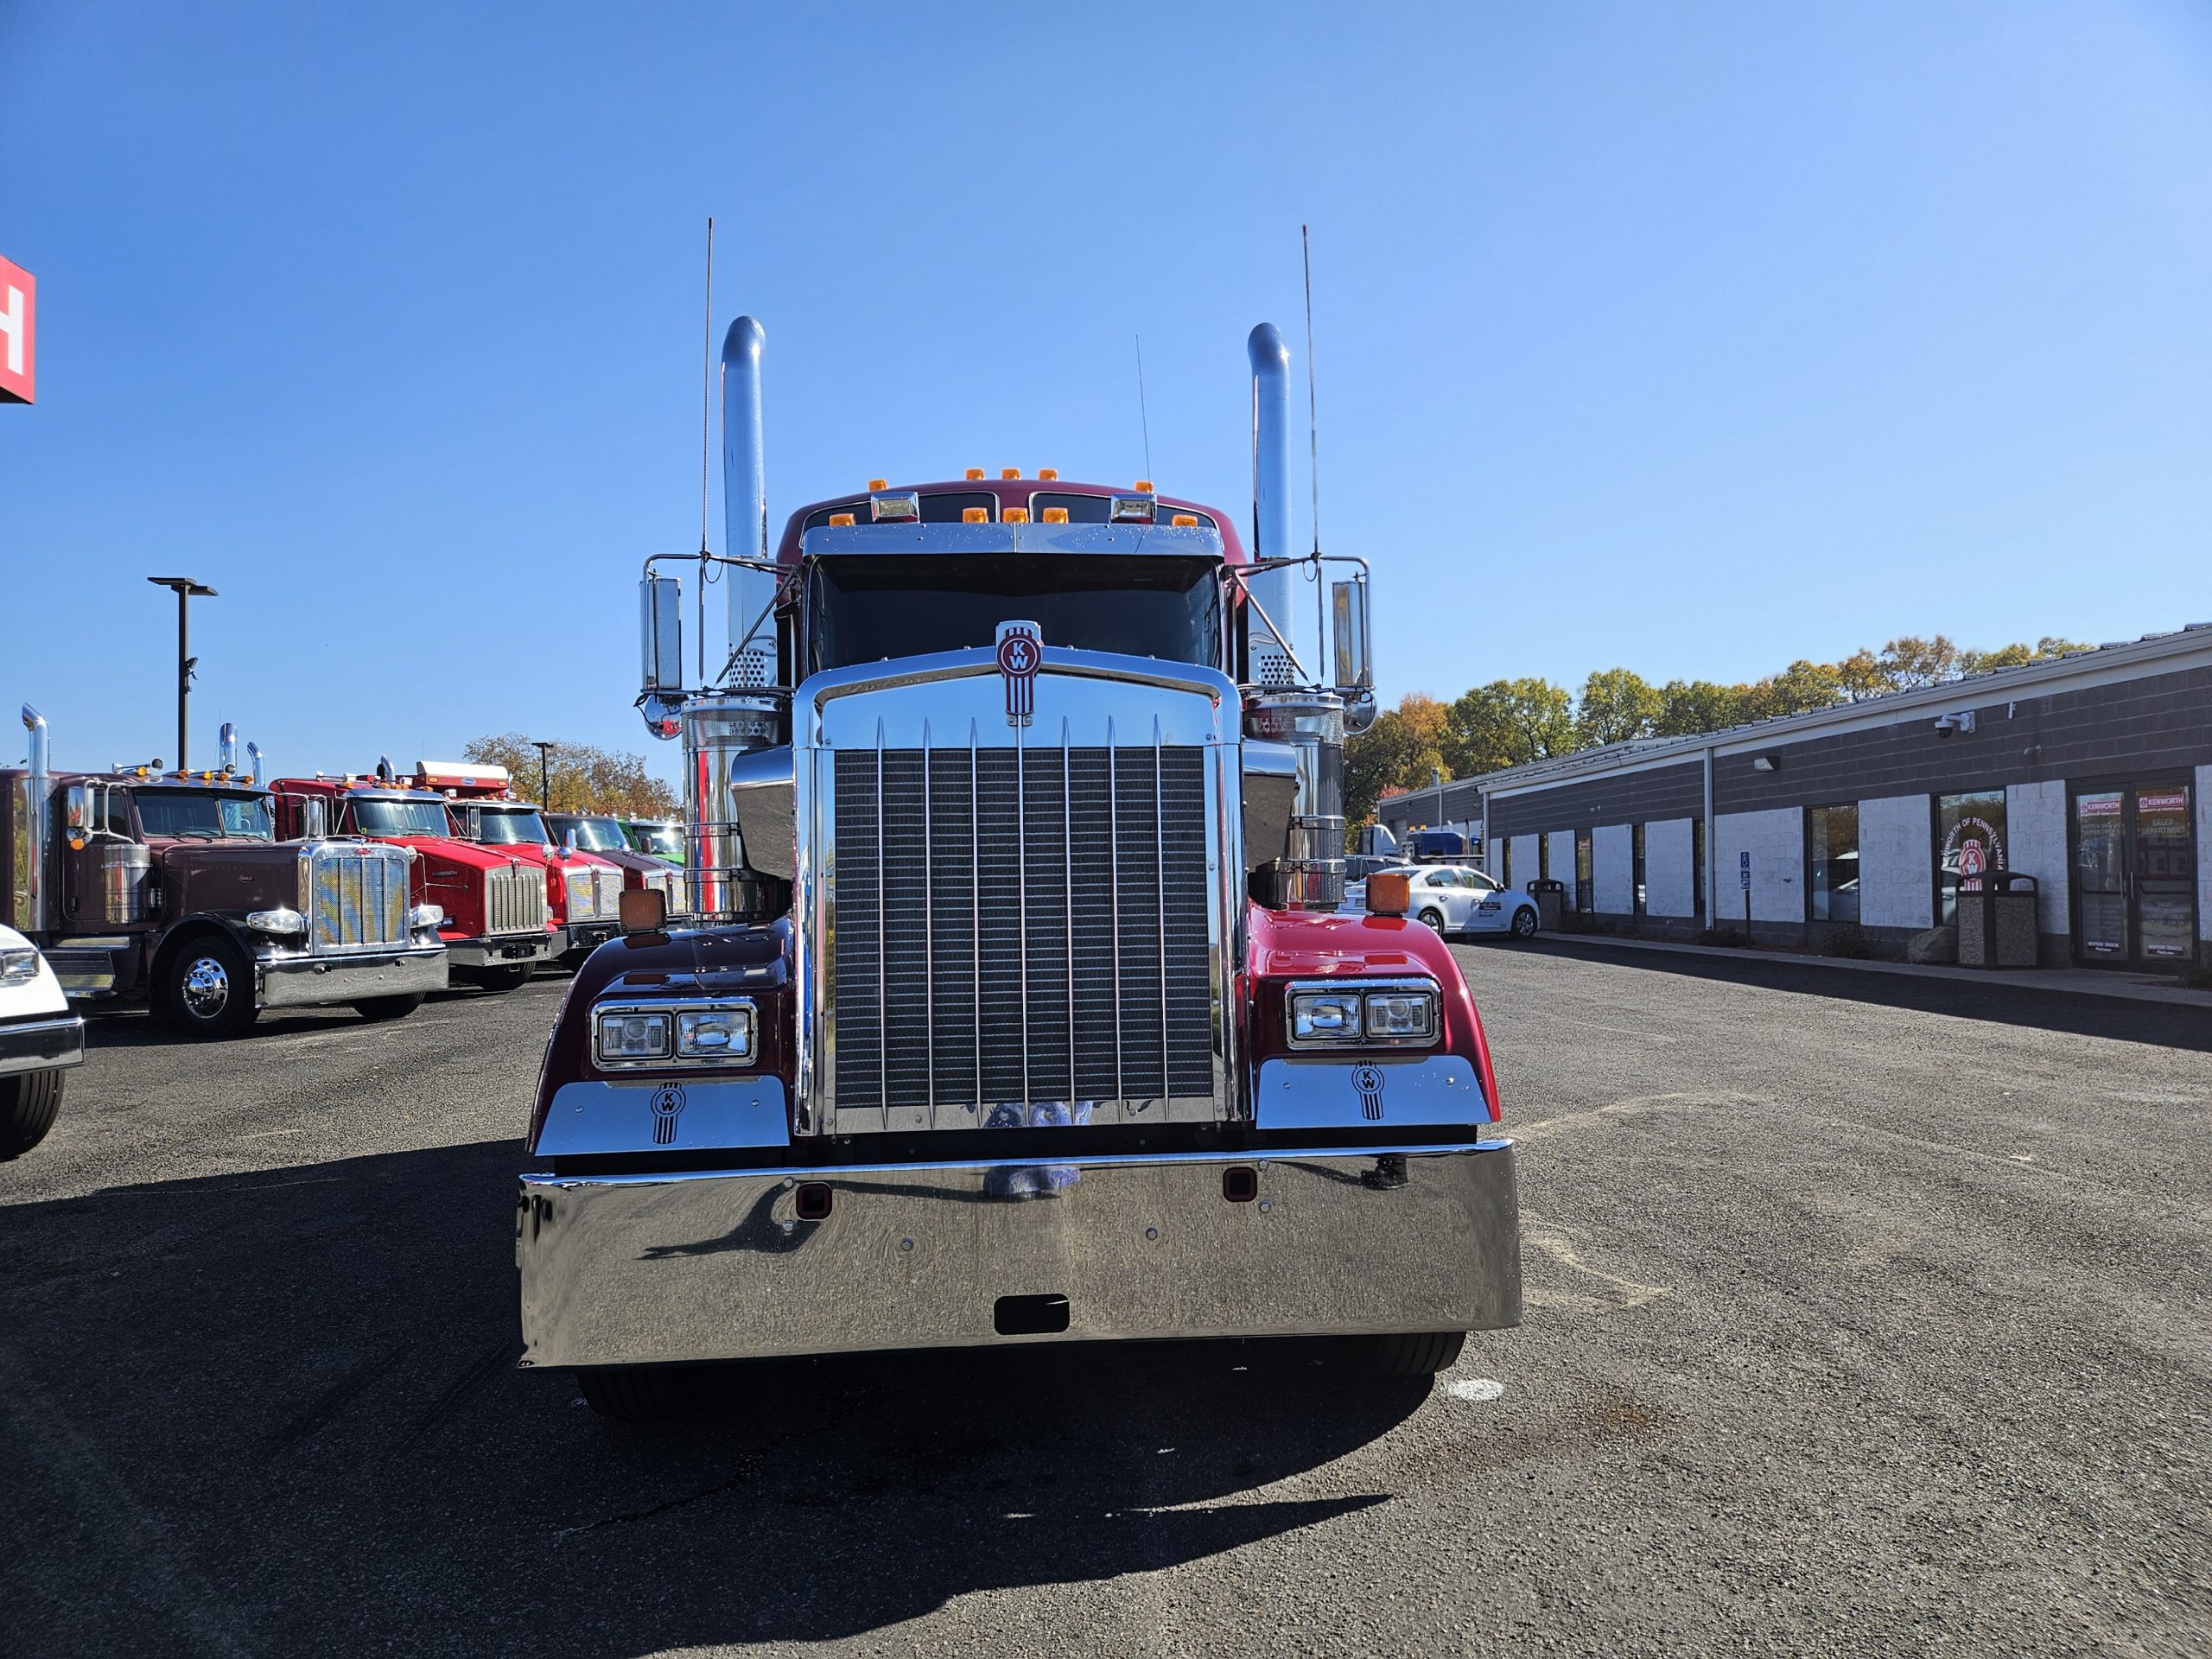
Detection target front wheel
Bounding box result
[157,936,258,1039]
[1417,907,1446,933]
[0,1068,65,1159]
[1510,906,1539,940]
[353,994,425,1023]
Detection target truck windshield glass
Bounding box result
[806,555,1223,675]
[353,798,452,837]
[628,823,681,858]
[475,809,549,845]
[135,791,275,841]
[550,817,628,853]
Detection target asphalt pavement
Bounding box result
[3,945,2207,1656]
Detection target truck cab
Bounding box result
[518,318,1519,1418]
[426,766,625,964]
[274,773,556,991]
[3,712,447,1038]
[617,818,683,868]
[544,813,686,914]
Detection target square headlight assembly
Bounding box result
[595,1009,673,1065]
[1363,988,1438,1043]
[1289,989,1363,1045]
[677,1005,752,1060]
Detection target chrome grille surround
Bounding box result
[798,647,1241,1136]
[484,861,548,936]
[305,842,411,952]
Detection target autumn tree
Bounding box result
[1443,678,1577,777]
[1344,693,1453,827]
[462,733,680,817]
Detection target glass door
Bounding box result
[2073,783,2197,969]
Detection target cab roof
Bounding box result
[773,478,1245,567]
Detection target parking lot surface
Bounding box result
[3,947,2208,1656]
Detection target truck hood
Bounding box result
[380,835,530,874]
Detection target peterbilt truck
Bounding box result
[3,714,447,1037]
[544,812,687,915]
[518,315,1521,1420]
[424,765,626,964]
[274,772,555,990]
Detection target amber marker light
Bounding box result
[1134,479,1154,492]
[1042,507,1070,524]
[1171,513,1198,527]
[1365,872,1412,917]
[828,512,855,526]
[963,506,989,523]
[1003,507,1029,523]
[868,478,887,491]
[1001,467,1021,479]
[1038,467,1059,481]
[965,467,986,480]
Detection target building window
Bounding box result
[1936,790,2006,925]
[1574,828,1594,912]
[1808,804,1860,925]
[1693,817,1706,920]
[1631,823,1647,917]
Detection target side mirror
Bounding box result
[1331,577,1372,699]
[563,828,581,851]
[63,783,89,830]
[640,576,684,695]
[464,804,483,842]
[303,798,328,841]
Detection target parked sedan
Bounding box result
[1342,864,1541,940]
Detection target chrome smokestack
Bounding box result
[720,315,777,690]
[1244,323,1300,687]
[18,704,49,938]
[246,740,264,785]
[219,721,238,774]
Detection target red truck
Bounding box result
[273,771,556,991]
[516,315,1520,1420]
[418,764,625,965]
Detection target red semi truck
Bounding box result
[418,764,625,964]
[273,772,556,990]
[517,315,1520,1419]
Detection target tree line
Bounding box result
[462,733,680,817]
[1346,633,2088,827]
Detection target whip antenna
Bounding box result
[1302,224,1321,557]
[697,215,715,683]
[1135,334,1154,486]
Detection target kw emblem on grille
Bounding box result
[649,1084,687,1146]
[1354,1064,1386,1121]
[995,620,1043,728]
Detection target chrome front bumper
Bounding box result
[0,1014,86,1077]
[517,1140,1520,1370]
[447,932,556,969]
[256,944,448,1009]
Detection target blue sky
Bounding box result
[3,2,2209,781]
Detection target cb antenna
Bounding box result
[1302,224,1321,556]
[1135,334,1154,486]
[697,215,715,683]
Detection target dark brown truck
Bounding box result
[2,707,448,1038]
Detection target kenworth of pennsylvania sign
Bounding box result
[0,255,34,404]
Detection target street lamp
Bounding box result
[147,577,217,770]
[532,740,556,811]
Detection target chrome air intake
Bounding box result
[681,692,782,923]
[1244,690,1346,910]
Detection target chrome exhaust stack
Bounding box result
[1243,323,1300,689]
[246,741,265,786]
[218,721,238,775]
[721,315,777,691]
[17,704,51,938]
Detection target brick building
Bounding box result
[1377,626,2212,972]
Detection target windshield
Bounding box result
[352,798,453,837]
[134,790,275,841]
[550,816,628,852]
[628,823,682,858]
[806,555,1223,676]
[475,808,549,845]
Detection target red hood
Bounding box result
[372,834,527,873]
[476,843,623,873]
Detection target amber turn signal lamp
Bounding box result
[1042,506,1070,524]
[963,506,989,523]
[1170,513,1198,527]
[1004,507,1029,523]
[1366,872,1411,918]
[828,512,855,526]
[619,887,667,935]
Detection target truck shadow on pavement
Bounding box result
[0,1137,1426,1656]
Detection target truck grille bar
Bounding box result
[830,739,1213,1126]
[484,863,548,936]
[309,844,410,950]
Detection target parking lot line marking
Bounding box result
[1445,1377,1505,1403]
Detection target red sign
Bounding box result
[0,256,34,405]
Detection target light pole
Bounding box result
[148,577,217,770]
[533,741,556,812]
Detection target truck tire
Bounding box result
[1366,1331,1466,1378]
[157,936,259,1039]
[576,1365,706,1423]
[464,964,532,994]
[0,1068,64,1160]
[353,994,425,1023]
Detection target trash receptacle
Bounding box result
[1529,877,1566,932]
[1958,870,2039,969]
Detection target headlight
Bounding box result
[408,903,445,930]
[677,1006,752,1059]
[1284,980,1440,1049]
[245,907,307,935]
[0,945,39,985]
[595,1009,673,1064]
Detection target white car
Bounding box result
[1342,864,1541,941]
[0,923,84,1158]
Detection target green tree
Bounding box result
[1654,679,1748,736]
[1575,668,1663,748]
[1442,678,1578,776]
[1875,634,1961,691]
[1741,658,1847,721]
[462,733,680,817]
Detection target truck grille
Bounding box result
[309,843,410,951]
[485,862,547,935]
[830,744,1214,1124]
